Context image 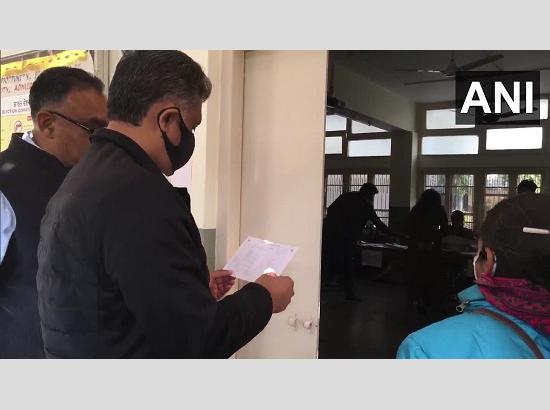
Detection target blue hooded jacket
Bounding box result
[397,285,550,359]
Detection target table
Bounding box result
[357,242,476,280]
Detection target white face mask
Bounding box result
[473,254,480,280]
[473,253,497,280]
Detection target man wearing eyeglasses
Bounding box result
[0,66,107,358]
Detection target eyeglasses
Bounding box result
[47,110,104,135]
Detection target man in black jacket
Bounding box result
[0,67,107,358]
[322,183,392,301]
[37,50,294,358]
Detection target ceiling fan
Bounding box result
[398,52,504,86]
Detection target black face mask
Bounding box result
[157,106,195,172]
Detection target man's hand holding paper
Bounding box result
[224,237,298,313]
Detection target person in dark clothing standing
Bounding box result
[0,67,107,358]
[408,189,449,314]
[322,182,392,301]
[37,50,295,358]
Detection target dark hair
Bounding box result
[481,193,550,289]
[517,179,538,194]
[29,67,104,119]
[451,210,465,225]
[359,182,378,196]
[107,51,212,125]
[416,189,442,210]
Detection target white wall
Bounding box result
[214,51,245,268]
[193,51,221,230]
[106,50,219,232]
[236,51,328,358]
[332,63,416,132]
[177,50,219,231]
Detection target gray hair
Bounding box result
[107,50,212,125]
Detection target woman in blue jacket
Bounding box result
[397,193,550,359]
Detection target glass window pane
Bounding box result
[351,120,386,134]
[348,139,391,157]
[451,174,475,229]
[375,210,390,226]
[324,136,342,154]
[422,135,479,155]
[325,115,347,131]
[424,174,447,209]
[374,174,391,186]
[374,174,390,225]
[485,174,509,214]
[425,174,446,188]
[425,174,446,211]
[486,174,509,187]
[486,127,543,150]
[349,174,369,192]
[517,174,542,193]
[426,109,475,130]
[326,174,343,210]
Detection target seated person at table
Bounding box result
[442,210,475,253]
[397,193,550,358]
[322,183,392,301]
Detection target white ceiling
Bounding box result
[332,51,550,103]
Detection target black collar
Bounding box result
[91,128,161,174]
[7,133,68,172]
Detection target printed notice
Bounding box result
[223,237,298,282]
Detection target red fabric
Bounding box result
[476,272,550,336]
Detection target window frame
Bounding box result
[347,137,392,158]
[420,100,550,158]
[424,172,476,230]
[422,168,545,231]
[419,98,549,231]
[485,126,544,151]
[421,134,480,156]
[323,169,391,220]
[324,115,391,160]
[324,133,344,155]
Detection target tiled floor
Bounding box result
[318,274,457,358]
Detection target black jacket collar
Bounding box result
[5,133,68,172]
[91,128,161,174]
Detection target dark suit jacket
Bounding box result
[37,128,272,358]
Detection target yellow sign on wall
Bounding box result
[0,114,34,149]
[1,50,89,78]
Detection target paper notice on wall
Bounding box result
[223,236,298,282]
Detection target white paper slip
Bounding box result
[223,236,298,282]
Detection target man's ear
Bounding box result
[35,111,55,137]
[157,107,179,132]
